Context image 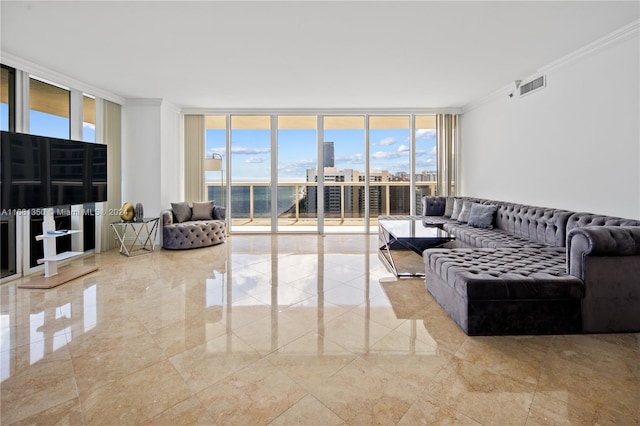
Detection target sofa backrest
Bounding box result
[567,212,640,233]
[493,203,572,247]
[422,196,446,216]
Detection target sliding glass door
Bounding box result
[322,116,366,232]
[415,115,437,212]
[230,115,271,232]
[368,115,411,228]
[205,115,227,206]
[204,113,447,234]
[277,116,317,232]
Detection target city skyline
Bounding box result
[206,126,436,183]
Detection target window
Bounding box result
[321,116,365,230]
[29,77,70,139]
[1,65,16,279]
[415,115,437,209]
[197,113,453,233]
[369,116,411,217]
[277,115,317,231]
[83,95,96,142]
[1,65,15,131]
[205,115,227,204]
[230,115,271,230]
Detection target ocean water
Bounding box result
[208,186,304,217]
[208,185,415,217]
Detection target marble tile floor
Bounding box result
[1,234,639,425]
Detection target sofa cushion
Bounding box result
[444,222,544,249]
[424,248,584,301]
[192,201,214,220]
[468,203,497,229]
[444,197,455,217]
[451,198,464,220]
[171,202,192,223]
[213,205,226,220]
[423,196,446,216]
[457,200,474,223]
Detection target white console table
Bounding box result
[36,230,83,277]
[19,208,98,289]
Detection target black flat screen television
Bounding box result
[1,131,108,211]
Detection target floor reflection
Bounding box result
[1,234,639,425]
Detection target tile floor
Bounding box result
[1,234,639,425]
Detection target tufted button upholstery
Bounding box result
[492,204,571,247]
[425,248,584,301]
[443,222,547,249]
[161,209,226,250]
[417,196,640,335]
[567,212,640,233]
[422,196,446,216]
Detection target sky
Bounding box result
[206,126,436,183]
[1,106,95,142]
[2,105,437,184]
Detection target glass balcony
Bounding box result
[206,181,437,231]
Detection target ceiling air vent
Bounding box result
[519,75,546,97]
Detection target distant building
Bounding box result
[416,170,437,182]
[306,167,395,216]
[323,142,335,168]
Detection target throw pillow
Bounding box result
[191,201,214,220]
[450,198,464,220]
[444,197,455,217]
[423,196,446,216]
[468,203,498,229]
[213,205,226,220]
[457,200,474,223]
[171,202,192,223]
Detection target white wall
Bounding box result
[122,99,162,215]
[122,99,182,219]
[160,102,183,210]
[461,32,639,219]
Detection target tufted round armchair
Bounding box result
[161,207,226,250]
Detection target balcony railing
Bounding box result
[206,181,437,227]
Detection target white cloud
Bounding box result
[397,145,410,153]
[279,159,316,174]
[378,137,396,146]
[336,153,364,164]
[207,147,226,157]
[245,157,265,164]
[416,129,436,139]
[372,151,401,160]
[232,146,270,155]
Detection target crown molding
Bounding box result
[462,19,640,114]
[462,84,514,114]
[539,19,639,75]
[0,50,126,105]
[180,107,463,115]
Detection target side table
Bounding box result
[111,217,159,256]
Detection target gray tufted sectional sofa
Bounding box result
[420,196,640,336]
[161,203,226,250]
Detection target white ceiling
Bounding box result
[1,1,638,110]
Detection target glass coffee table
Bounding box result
[378,219,455,278]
